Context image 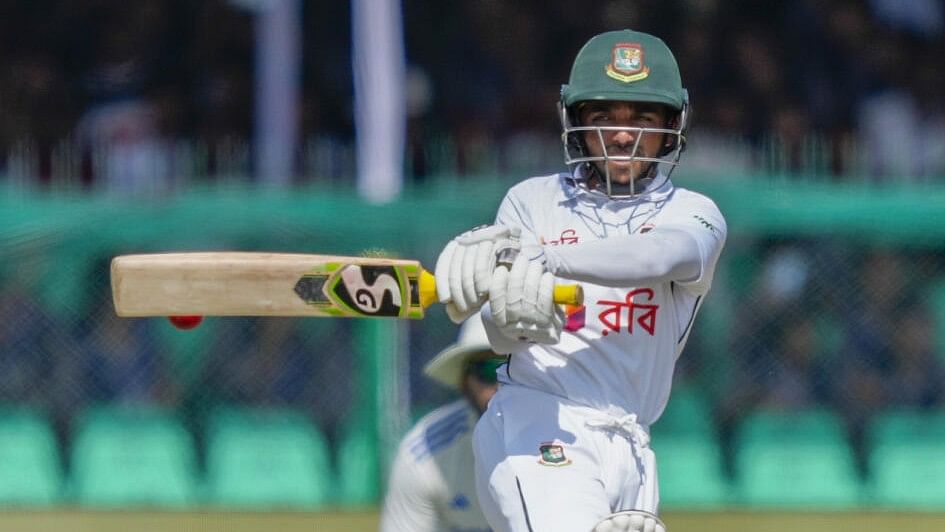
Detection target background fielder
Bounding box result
[434,29,727,531]
[380,315,501,532]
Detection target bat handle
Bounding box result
[419,270,583,309]
[418,269,439,309]
[553,284,584,306]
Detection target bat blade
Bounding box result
[110,252,584,320]
[111,252,436,319]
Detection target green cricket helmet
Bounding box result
[559,29,691,198]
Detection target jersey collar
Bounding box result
[561,167,675,207]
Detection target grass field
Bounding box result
[2,509,945,531]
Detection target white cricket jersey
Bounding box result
[380,400,491,532]
[490,173,726,426]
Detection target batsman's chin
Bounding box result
[605,167,642,186]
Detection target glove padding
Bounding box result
[434,225,519,323]
[490,254,563,345]
[592,510,666,532]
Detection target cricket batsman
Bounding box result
[433,29,727,532]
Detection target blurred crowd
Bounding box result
[1,0,944,189]
[702,241,945,474]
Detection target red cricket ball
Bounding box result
[168,315,203,330]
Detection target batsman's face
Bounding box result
[579,101,669,185]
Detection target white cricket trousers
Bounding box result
[473,384,659,532]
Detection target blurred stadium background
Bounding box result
[2,0,945,530]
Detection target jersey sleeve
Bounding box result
[379,437,441,532]
[542,194,727,295]
[662,196,727,295]
[495,189,544,259]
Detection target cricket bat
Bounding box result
[111,252,583,319]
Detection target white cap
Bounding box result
[423,314,496,390]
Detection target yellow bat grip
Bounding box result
[418,270,439,309]
[417,270,584,309]
[553,284,584,306]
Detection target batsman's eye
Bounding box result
[580,107,609,125]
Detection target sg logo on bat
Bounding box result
[294,263,424,318]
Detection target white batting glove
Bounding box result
[434,225,520,323]
[490,254,563,345]
[592,510,666,532]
